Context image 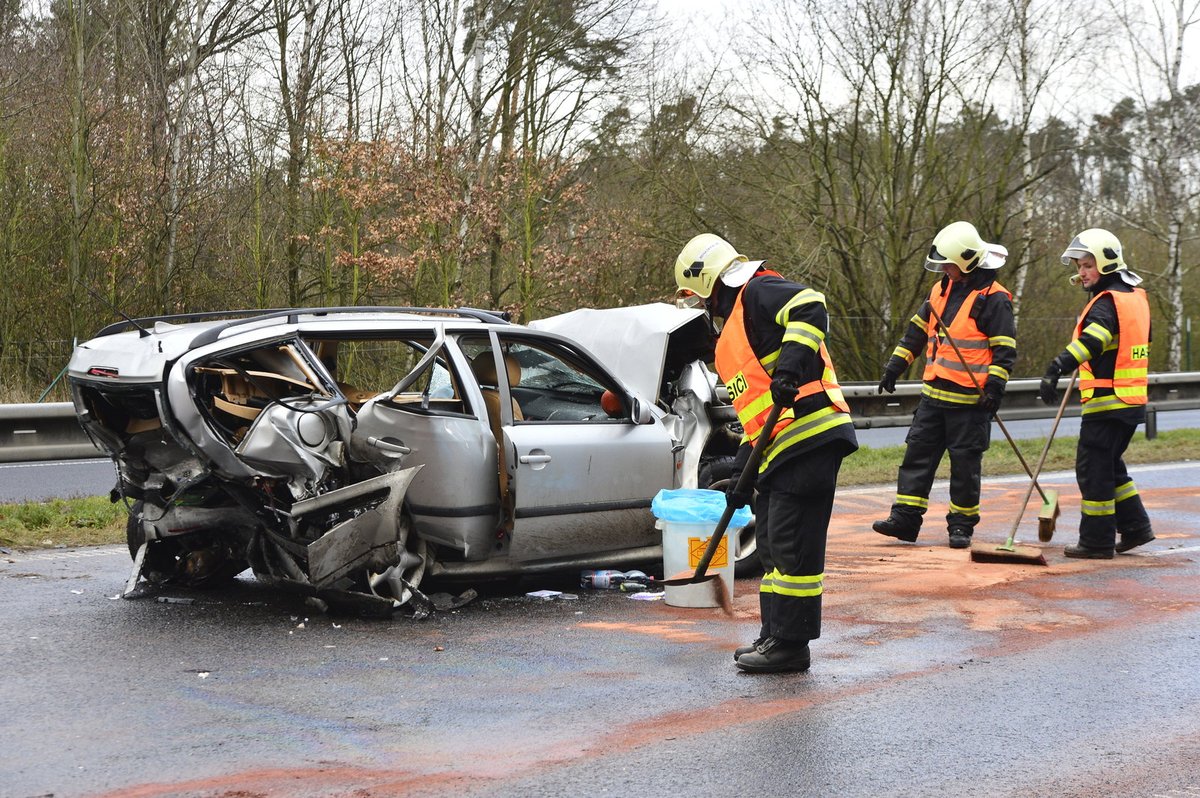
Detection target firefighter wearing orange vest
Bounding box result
[675,233,858,674]
[873,222,1017,549]
[1039,228,1154,558]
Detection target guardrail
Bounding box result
[0,402,102,463]
[841,372,1200,438]
[4,372,1200,463]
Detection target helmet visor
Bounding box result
[925,244,981,273]
[674,288,703,309]
[1060,235,1090,266]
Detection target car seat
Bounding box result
[470,351,524,429]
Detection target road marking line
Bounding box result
[7,546,124,562]
[0,458,110,470]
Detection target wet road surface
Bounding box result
[2,463,1199,797]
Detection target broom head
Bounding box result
[969,540,1048,566]
[1037,489,1060,542]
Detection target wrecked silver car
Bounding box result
[67,304,745,614]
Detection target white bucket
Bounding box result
[659,519,739,608]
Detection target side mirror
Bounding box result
[632,398,653,425]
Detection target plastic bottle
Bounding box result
[580,569,653,589]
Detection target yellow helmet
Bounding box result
[1062,227,1142,286]
[1061,228,1125,273]
[925,221,1005,273]
[674,234,749,298]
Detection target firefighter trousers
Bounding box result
[1076,417,1151,548]
[889,400,991,533]
[753,446,845,643]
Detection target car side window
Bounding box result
[305,337,465,415]
[498,338,631,423]
[192,338,335,443]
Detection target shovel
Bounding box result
[659,403,782,615]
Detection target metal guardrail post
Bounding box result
[1146,406,1157,440]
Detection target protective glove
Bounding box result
[770,372,802,409]
[876,356,906,395]
[725,476,753,510]
[977,379,1004,415]
[1039,363,1063,406]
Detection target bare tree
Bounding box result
[265,0,342,305]
[1098,0,1200,371]
[381,0,647,316]
[734,0,1028,378]
[995,0,1098,317]
[124,0,272,310]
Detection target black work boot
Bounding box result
[1064,543,1115,560]
[735,637,811,674]
[1116,527,1155,553]
[733,637,766,661]
[873,515,919,542]
[947,526,972,549]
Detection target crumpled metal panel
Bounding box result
[300,466,421,586]
[236,400,353,496]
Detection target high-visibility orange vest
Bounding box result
[922,279,1011,387]
[1077,288,1150,405]
[715,281,852,471]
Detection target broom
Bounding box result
[970,370,1077,565]
[927,305,1059,540]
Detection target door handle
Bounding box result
[519,454,552,464]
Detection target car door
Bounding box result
[491,334,677,562]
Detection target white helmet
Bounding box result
[674,233,762,298]
[925,221,1007,273]
[1061,228,1142,286]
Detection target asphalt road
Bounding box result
[3,463,1199,798]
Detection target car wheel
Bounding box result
[698,457,763,579]
[367,510,430,607]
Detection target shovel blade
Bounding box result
[657,570,733,615]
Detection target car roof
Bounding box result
[95,306,512,342]
[71,307,518,382]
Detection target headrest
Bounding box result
[470,352,521,387]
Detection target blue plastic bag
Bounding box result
[651,488,753,526]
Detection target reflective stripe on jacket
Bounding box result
[1077,288,1150,408]
[715,283,852,472]
[922,279,1012,395]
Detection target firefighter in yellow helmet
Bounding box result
[674,233,859,674]
[872,221,1017,549]
[1039,228,1154,558]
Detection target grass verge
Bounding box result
[841,427,1200,486]
[0,496,127,551]
[2,428,1196,552]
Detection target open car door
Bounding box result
[492,335,676,562]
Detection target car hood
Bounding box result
[530,303,709,404]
